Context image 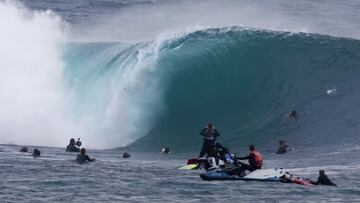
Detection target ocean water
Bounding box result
[1,144,360,202]
[1,0,360,202]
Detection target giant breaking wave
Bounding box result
[2,1,360,150]
[65,29,360,151]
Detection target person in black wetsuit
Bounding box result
[19,146,28,152]
[162,147,170,154]
[311,170,337,186]
[76,148,95,164]
[32,148,41,157]
[288,110,297,120]
[66,138,80,152]
[215,142,234,165]
[75,138,82,147]
[215,143,228,159]
[122,152,131,158]
[276,140,288,154]
[227,144,263,176]
[199,123,220,158]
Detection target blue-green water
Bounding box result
[63,29,360,152]
[1,0,360,202]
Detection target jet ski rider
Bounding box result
[215,142,234,165]
[228,144,263,176]
[237,144,263,171]
[199,123,220,159]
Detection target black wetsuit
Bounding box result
[32,149,41,157]
[199,128,220,157]
[227,153,260,176]
[66,144,80,152]
[76,154,94,164]
[215,143,228,158]
[238,153,260,170]
[76,140,82,147]
[311,175,337,186]
[276,144,288,154]
[288,111,297,119]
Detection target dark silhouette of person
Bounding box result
[288,110,297,120]
[76,148,95,164]
[311,170,337,186]
[66,138,80,152]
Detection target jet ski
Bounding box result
[180,151,235,170]
[200,168,314,186]
[180,157,225,170]
[200,168,285,182]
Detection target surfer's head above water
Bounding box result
[162,147,170,154]
[19,146,28,152]
[277,140,288,154]
[80,148,86,155]
[288,110,297,119]
[249,144,255,151]
[122,152,131,158]
[32,148,41,157]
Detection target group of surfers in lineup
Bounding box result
[18,110,335,186]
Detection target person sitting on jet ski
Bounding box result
[215,142,234,166]
[199,123,220,158]
[66,138,80,152]
[227,144,263,176]
[311,170,337,186]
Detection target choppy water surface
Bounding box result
[1,144,359,202]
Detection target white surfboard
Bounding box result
[244,168,286,180]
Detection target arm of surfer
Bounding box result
[310,177,320,185]
[214,129,220,137]
[86,155,95,162]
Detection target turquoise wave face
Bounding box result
[63,28,360,151]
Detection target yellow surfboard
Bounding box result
[179,164,199,170]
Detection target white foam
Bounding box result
[0,1,81,147]
[327,87,337,96]
[0,1,171,149]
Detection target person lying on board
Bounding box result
[311,170,337,186]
